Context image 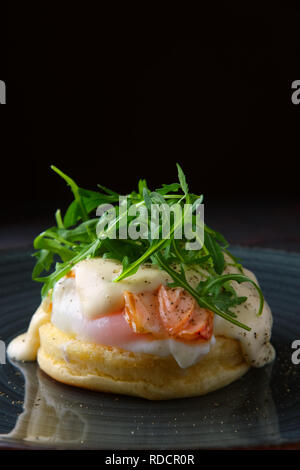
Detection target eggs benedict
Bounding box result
[7,165,275,399]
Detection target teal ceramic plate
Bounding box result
[0,246,299,449]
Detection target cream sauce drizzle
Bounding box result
[7,301,51,361]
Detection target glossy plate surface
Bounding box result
[0,246,299,449]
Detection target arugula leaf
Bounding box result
[197,273,264,316]
[176,163,189,198]
[150,191,166,205]
[51,166,89,223]
[55,209,64,229]
[32,249,54,279]
[213,291,247,317]
[34,237,74,263]
[138,179,148,197]
[63,192,117,228]
[153,252,251,331]
[31,164,265,334]
[156,183,181,195]
[204,230,225,275]
[97,183,119,197]
[143,188,152,211]
[114,237,171,281]
[114,204,185,281]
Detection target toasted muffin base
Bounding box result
[37,322,250,400]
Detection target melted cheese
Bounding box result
[75,258,171,318]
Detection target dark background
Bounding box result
[1,11,300,250]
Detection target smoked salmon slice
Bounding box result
[157,285,194,335]
[123,291,167,338]
[176,304,214,341]
[124,285,214,341]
